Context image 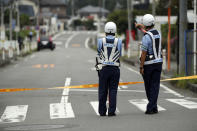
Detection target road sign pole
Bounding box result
[194,0,196,75]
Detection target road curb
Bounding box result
[187,83,197,93]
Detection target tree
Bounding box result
[20,14,30,28]
[107,10,128,35]
[83,19,96,30]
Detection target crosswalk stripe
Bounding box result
[0,105,28,123]
[90,101,99,115]
[129,99,166,112]
[90,101,119,115]
[50,103,75,119]
[166,99,197,109]
[118,79,128,90]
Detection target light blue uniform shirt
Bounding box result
[141,29,161,55]
[97,35,122,57]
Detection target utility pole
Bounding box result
[179,0,187,74]
[1,0,4,30]
[9,3,13,41]
[152,0,156,16]
[71,0,74,17]
[194,0,196,75]
[98,0,101,33]
[1,0,5,60]
[36,0,39,40]
[102,0,106,18]
[167,1,171,71]
[127,0,133,58]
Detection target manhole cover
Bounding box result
[4,124,78,130]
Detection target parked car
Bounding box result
[37,36,55,51]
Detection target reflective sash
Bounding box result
[99,38,120,66]
[144,31,162,65]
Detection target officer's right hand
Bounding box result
[140,67,144,75]
[135,23,144,29]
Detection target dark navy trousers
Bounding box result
[142,63,162,112]
[98,66,120,115]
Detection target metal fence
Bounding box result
[185,30,197,76]
[0,38,37,65]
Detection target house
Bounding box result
[77,5,109,21]
[17,0,38,20]
[39,0,67,21]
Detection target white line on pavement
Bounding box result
[53,41,63,45]
[166,99,197,109]
[50,77,75,119]
[160,84,184,97]
[85,37,90,49]
[50,103,75,119]
[0,105,28,123]
[129,99,166,112]
[123,65,184,97]
[61,78,71,103]
[118,78,128,90]
[65,33,79,48]
[90,101,119,116]
[70,89,145,93]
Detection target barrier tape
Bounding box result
[0,75,197,93]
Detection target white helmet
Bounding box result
[104,22,117,34]
[142,14,155,27]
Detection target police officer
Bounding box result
[137,14,163,114]
[96,22,122,116]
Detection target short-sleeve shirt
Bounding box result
[141,29,161,55]
[97,35,122,57]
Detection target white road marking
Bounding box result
[0,105,28,123]
[50,103,74,119]
[126,66,140,75]
[129,99,166,112]
[85,37,90,49]
[50,77,75,119]
[70,89,145,93]
[166,99,197,109]
[61,78,71,103]
[118,79,128,90]
[65,33,79,48]
[90,101,99,115]
[53,41,63,45]
[124,65,184,97]
[185,97,197,100]
[52,31,65,40]
[160,84,184,97]
[90,101,119,116]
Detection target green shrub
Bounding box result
[172,73,197,88]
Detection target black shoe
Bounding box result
[108,113,116,117]
[145,110,155,115]
[100,114,106,116]
[153,109,158,114]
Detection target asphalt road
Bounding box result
[0,31,197,131]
